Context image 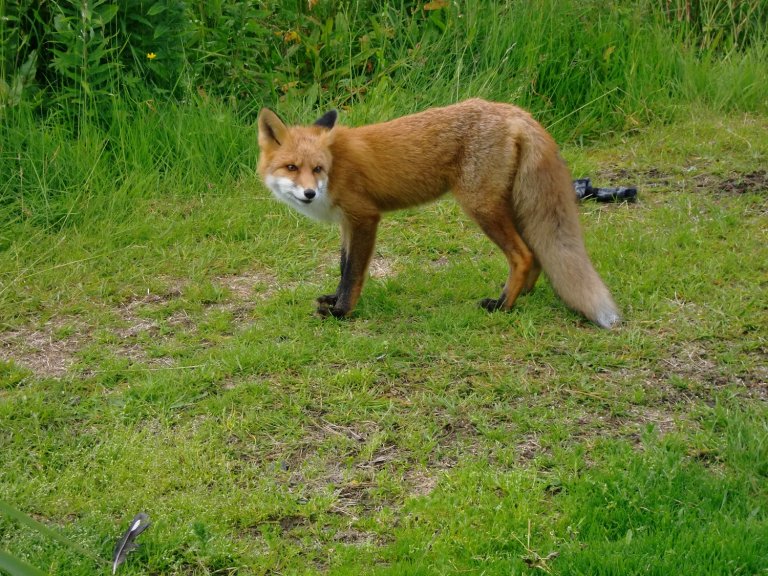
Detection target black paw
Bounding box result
[316,294,339,306]
[479,297,504,312]
[316,303,349,319]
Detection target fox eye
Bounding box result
[313,166,323,174]
[286,164,298,172]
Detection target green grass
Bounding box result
[1,0,767,572]
[1,107,766,574]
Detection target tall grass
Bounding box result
[0,0,766,312]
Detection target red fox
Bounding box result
[257,98,621,328]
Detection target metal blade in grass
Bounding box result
[0,499,98,562]
[112,513,150,574]
[0,549,48,576]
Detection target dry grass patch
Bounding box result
[0,318,88,378]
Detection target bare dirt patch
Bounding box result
[630,405,678,436]
[112,288,185,368]
[0,319,88,378]
[215,270,280,300]
[230,412,450,521]
[658,341,766,397]
[516,433,548,463]
[1,275,237,378]
[694,169,768,195]
[368,255,397,279]
[403,467,440,497]
[114,281,186,337]
[0,310,171,379]
[596,167,768,199]
[661,341,724,385]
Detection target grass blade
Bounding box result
[0,500,101,564]
[0,550,48,576]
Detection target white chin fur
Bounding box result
[265,175,341,224]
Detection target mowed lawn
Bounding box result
[1,109,766,574]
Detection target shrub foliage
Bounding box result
[1,0,765,119]
[0,0,765,229]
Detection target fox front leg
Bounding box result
[317,217,379,318]
[316,245,347,309]
[316,223,349,309]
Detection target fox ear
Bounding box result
[313,110,337,130]
[258,108,288,147]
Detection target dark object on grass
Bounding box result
[574,178,637,202]
[112,512,150,574]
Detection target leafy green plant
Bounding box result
[0,0,43,112]
[48,0,121,121]
[0,50,38,110]
[115,0,190,95]
[188,0,276,103]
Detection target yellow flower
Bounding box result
[146,52,157,60]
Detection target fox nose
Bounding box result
[304,189,316,200]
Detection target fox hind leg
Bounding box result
[458,198,534,312]
[478,235,535,312]
[522,258,541,294]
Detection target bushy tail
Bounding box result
[513,127,621,329]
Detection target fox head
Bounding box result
[257,108,340,222]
